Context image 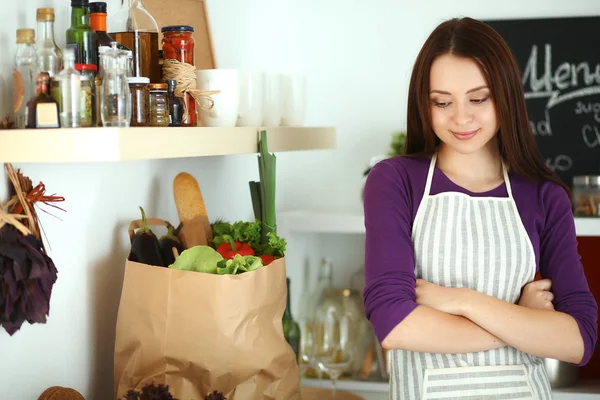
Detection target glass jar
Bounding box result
[161,25,195,64]
[161,25,196,127]
[128,77,149,126]
[148,83,169,126]
[75,63,97,127]
[100,42,131,127]
[573,176,600,217]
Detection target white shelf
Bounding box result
[0,126,336,163]
[302,378,600,398]
[575,218,600,237]
[279,209,600,237]
[279,208,365,234]
[302,378,388,393]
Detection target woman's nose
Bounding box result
[453,103,473,126]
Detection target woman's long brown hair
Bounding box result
[405,17,570,196]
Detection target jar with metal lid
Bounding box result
[75,63,97,127]
[161,25,196,127]
[148,83,170,127]
[128,77,149,126]
[573,176,600,217]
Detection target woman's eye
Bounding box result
[433,101,450,108]
[471,97,489,104]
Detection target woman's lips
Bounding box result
[451,129,479,140]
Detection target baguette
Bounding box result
[173,172,213,245]
[173,172,207,223]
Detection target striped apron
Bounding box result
[390,151,552,399]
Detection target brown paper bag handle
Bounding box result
[128,218,170,244]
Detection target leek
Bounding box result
[249,130,277,245]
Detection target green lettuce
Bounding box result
[168,245,224,274]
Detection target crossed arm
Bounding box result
[381,279,585,365]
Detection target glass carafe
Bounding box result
[100,43,131,127]
[108,0,161,83]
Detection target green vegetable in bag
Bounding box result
[168,245,223,274]
[216,254,264,275]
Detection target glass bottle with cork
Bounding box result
[36,8,63,78]
[14,28,38,129]
[67,0,98,66]
[26,72,60,129]
[161,25,197,126]
[109,0,161,83]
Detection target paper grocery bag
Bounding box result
[113,256,300,400]
[178,215,210,249]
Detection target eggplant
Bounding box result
[130,206,164,267]
[159,222,184,266]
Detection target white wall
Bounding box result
[1,0,599,399]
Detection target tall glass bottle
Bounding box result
[57,49,81,128]
[299,257,333,378]
[13,29,37,129]
[283,277,301,363]
[108,0,161,83]
[66,0,98,66]
[36,8,63,77]
[26,72,60,129]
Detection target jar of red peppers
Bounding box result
[161,25,196,127]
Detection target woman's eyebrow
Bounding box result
[429,85,489,95]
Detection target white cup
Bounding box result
[281,74,307,127]
[262,73,282,127]
[236,71,264,127]
[195,69,240,127]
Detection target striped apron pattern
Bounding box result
[390,151,552,399]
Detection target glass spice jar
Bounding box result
[75,63,97,127]
[148,83,170,127]
[128,77,149,126]
[161,25,196,127]
[573,176,600,217]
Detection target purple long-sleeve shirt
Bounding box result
[363,155,598,366]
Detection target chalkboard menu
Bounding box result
[485,16,600,188]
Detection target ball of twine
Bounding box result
[162,59,221,119]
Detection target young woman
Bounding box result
[363,17,598,399]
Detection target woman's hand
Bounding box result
[415,279,469,315]
[415,278,556,315]
[518,279,554,311]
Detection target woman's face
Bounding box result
[429,54,499,155]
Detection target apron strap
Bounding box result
[502,161,513,199]
[423,150,437,196]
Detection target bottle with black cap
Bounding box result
[66,0,97,66]
[166,79,184,127]
[89,2,130,62]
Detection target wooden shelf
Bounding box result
[0,126,336,163]
[279,209,600,237]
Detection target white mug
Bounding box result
[262,73,282,127]
[236,71,264,127]
[281,74,307,127]
[195,69,240,127]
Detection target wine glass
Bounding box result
[299,317,319,378]
[314,313,353,399]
